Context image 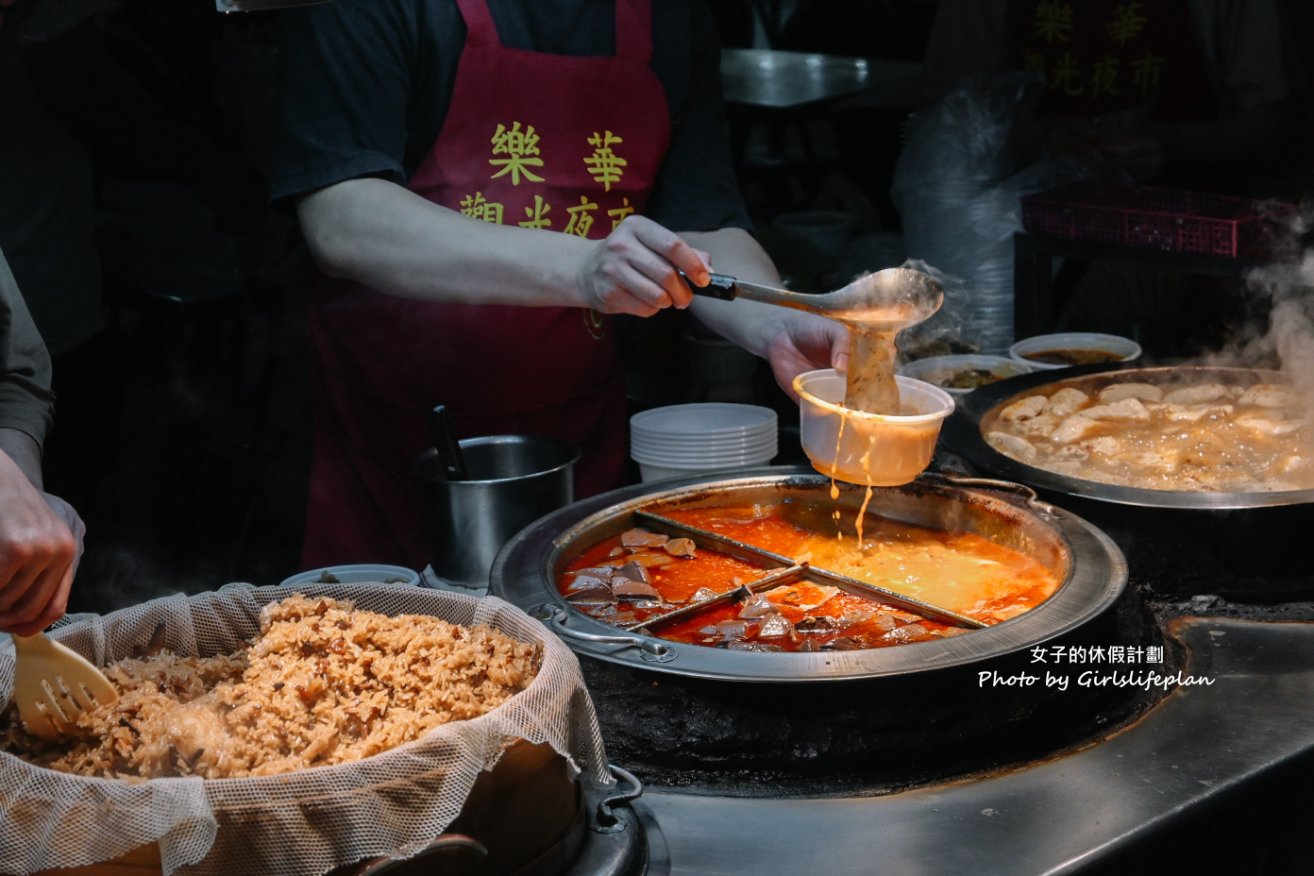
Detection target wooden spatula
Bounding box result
[11,631,118,740]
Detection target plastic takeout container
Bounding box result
[630,403,777,439]
[899,354,1033,395]
[793,369,954,487]
[630,403,777,482]
[636,460,773,483]
[630,433,778,454]
[630,445,776,466]
[1008,332,1141,370]
[633,443,777,481]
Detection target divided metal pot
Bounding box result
[491,469,1127,682]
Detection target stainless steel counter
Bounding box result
[636,616,1314,874]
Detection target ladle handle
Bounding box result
[427,404,468,481]
[681,272,822,315]
[680,271,739,301]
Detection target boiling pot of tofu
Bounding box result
[945,364,1314,509]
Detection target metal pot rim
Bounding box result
[412,436,582,487]
[944,362,1314,510]
[490,468,1127,682]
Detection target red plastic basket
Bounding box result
[1020,182,1298,259]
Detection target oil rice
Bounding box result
[2,594,541,779]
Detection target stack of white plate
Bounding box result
[630,403,778,482]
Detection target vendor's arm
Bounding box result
[277,1,715,315]
[0,254,80,636]
[297,180,705,316]
[683,228,848,400]
[0,253,54,450]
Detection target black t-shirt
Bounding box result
[263,0,750,232]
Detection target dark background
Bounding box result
[0,0,1309,614]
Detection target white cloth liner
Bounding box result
[0,583,610,875]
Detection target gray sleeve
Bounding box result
[1190,0,1295,109]
[0,249,55,447]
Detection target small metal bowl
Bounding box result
[1008,332,1141,370]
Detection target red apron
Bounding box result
[303,0,671,568]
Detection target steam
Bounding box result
[893,259,976,356]
[1207,200,1314,456]
[1178,196,1307,370]
[1246,251,1314,392]
[1253,250,1314,458]
[1201,249,1310,368]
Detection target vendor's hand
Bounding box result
[759,313,850,402]
[0,457,83,636]
[576,216,710,317]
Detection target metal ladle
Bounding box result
[682,267,944,333]
[684,267,944,412]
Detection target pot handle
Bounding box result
[587,764,644,833]
[535,603,678,663]
[920,472,1061,516]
